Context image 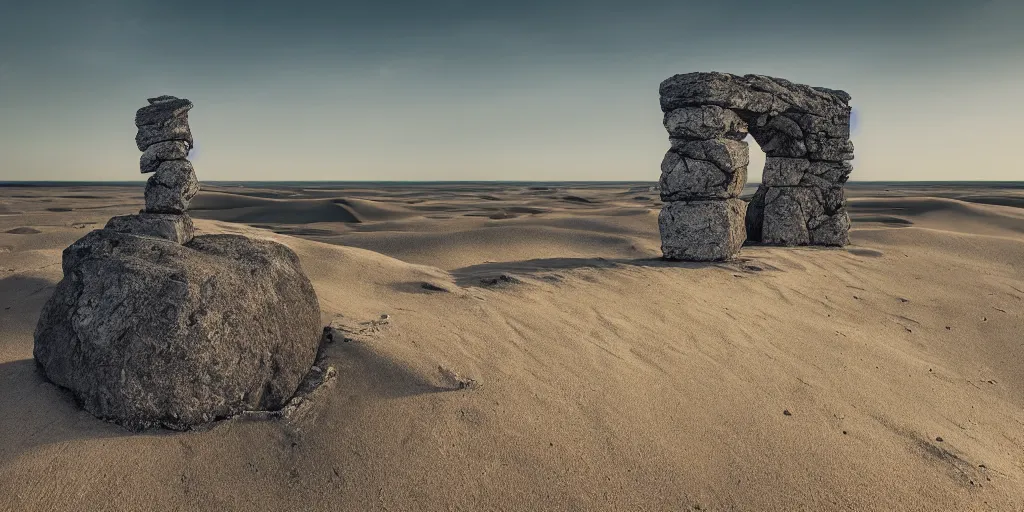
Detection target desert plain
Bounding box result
[1,181,1022,511]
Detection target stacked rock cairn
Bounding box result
[105,95,199,244]
[33,95,324,431]
[657,72,854,261]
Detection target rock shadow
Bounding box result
[323,340,451,398]
[449,256,725,287]
[0,359,142,462]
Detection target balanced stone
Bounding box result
[34,231,322,431]
[135,97,193,127]
[658,199,747,261]
[105,213,195,244]
[136,116,192,151]
[140,140,190,174]
[145,160,199,213]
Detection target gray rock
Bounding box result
[659,198,747,261]
[761,158,811,187]
[798,113,851,139]
[148,95,181,105]
[136,117,192,151]
[660,151,746,200]
[759,186,849,246]
[808,161,853,184]
[660,72,851,115]
[34,230,322,431]
[663,106,747,140]
[761,158,854,188]
[139,141,190,174]
[135,98,193,127]
[105,213,195,244]
[660,72,776,113]
[668,138,749,173]
[806,136,855,161]
[145,160,199,214]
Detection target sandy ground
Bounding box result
[1,181,1022,511]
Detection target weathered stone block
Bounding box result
[759,186,848,246]
[135,97,193,127]
[663,105,747,140]
[660,151,746,200]
[136,117,192,151]
[140,140,190,174]
[806,136,854,162]
[105,213,195,244]
[659,198,747,261]
[145,160,200,214]
[668,138,749,173]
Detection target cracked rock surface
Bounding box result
[33,95,326,432]
[658,72,854,251]
[658,199,747,261]
[105,212,195,244]
[117,95,200,242]
[144,160,199,214]
[34,231,323,431]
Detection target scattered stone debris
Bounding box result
[438,365,481,390]
[783,409,793,416]
[480,274,522,287]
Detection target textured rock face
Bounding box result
[659,199,747,261]
[105,213,195,244]
[658,72,854,254]
[122,95,199,243]
[34,231,322,431]
[144,160,200,213]
[32,95,325,432]
[140,141,190,174]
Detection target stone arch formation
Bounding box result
[657,72,854,261]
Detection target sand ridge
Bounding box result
[1,182,1023,511]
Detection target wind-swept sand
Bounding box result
[1,182,1022,511]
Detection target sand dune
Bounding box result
[1,182,1023,511]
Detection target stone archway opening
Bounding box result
[656,72,855,261]
[744,133,766,194]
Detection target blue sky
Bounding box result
[1,0,1021,181]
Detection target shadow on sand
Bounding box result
[447,256,765,287]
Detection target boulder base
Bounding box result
[659,198,747,261]
[34,230,322,431]
[748,186,850,246]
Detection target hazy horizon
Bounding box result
[2,0,1022,182]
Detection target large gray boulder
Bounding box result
[34,230,322,431]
